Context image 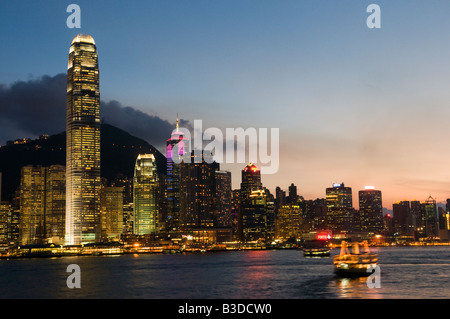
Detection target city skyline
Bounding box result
[2,1,450,210]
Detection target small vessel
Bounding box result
[303,239,331,257]
[333,241,378,277]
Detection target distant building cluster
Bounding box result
[0,34,449,253]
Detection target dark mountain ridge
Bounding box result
[0,123,166,202]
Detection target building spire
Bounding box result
[176,113,179,131]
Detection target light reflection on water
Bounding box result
[0,246,449,298]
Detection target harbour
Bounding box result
[0,246,449,299]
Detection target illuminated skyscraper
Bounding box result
[19,166,47,245]
[179,151,218,230]
[166,117,189,232]
[275,203,302,239]
[0,201,10,252]
[359,186,383,233]
[241,189,272,242]
[240,163,262,199]
[133,154,159,235]
[66,34,101,245]
[420,196,439,239]
[326,183,353,231]
[100,186,124,240]
[45,165,66,243]
[214,170,232,227]
[19,165,66,245]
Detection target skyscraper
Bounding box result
[326,183,353,231]
[19,166,47,245]
[214,170,232,227]
[133,154,159,235]
[0,202,11,251]
[359,186,383,233]
[240,163,262,199]
[66,34,101,245]
[420,196,439,239]
[19,165,66,245]
[241,189,272,242]
[179,151,218,230]
[45,165,66,243]
[100,186,124,240]
[393,200,410,236]
[275,203,302,239]
[288,183,299,204]
[166,118,189,232]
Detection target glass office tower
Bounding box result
[133,154,159,235]
[66,34,101,245]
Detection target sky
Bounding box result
[2,0,450,210]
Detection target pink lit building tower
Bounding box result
[165,117,189,233]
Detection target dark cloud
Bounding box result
[0,74,67,139]
[0,74,188,149]
[101,100,192,150]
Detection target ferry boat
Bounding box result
[303,239,331,257]
[333,241,378,277]
[302,230,332,257]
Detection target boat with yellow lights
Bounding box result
[333,241,378,277]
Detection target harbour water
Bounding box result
[0,246,449,299]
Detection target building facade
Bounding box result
[214,170,232,228]
[179,151,219,230]
[66,34,101,245]
[326,183,353,232]
[133,154,159,235]
[166,118,189,233]
[100,186,124,241]
[359,187,383,233]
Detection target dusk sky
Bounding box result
[2,1,450,210]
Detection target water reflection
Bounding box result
[332,276,383,299]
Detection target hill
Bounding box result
[0,124,166,202]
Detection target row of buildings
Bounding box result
[1,33,449,252]
[1,157,449,252]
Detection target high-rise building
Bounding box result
[179,151,219,230]
[359,186,383,233]
[393,200,410,236]
[45,165,66,243]
[166,118,189,233]
[19,165,66,245]
[66,34,101,245]
[241,189,271,242]
[100,186,124,240]
[231,189,241,241]
[0,201,10,251]
[275,204,302,239]
[275,186,286,207]
[240,163,262,199]
[215,170,232,227]
[19,166,47,245]
[133,154,159,235]
[288,183,299,204]
[326,183,353,231]
[302,198,327,232]
[420,196,439,239]
[409,200,420,238]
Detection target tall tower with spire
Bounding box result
[65,34,101,245]
[165,116,189,232]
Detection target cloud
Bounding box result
[0,74,67,139]
[0,74,187,149]
[101,100,191,150]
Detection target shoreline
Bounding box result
[1,241,450,260]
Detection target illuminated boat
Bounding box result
[302,231,331,257]
[303,240,331,257]
[333,241,378,277]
